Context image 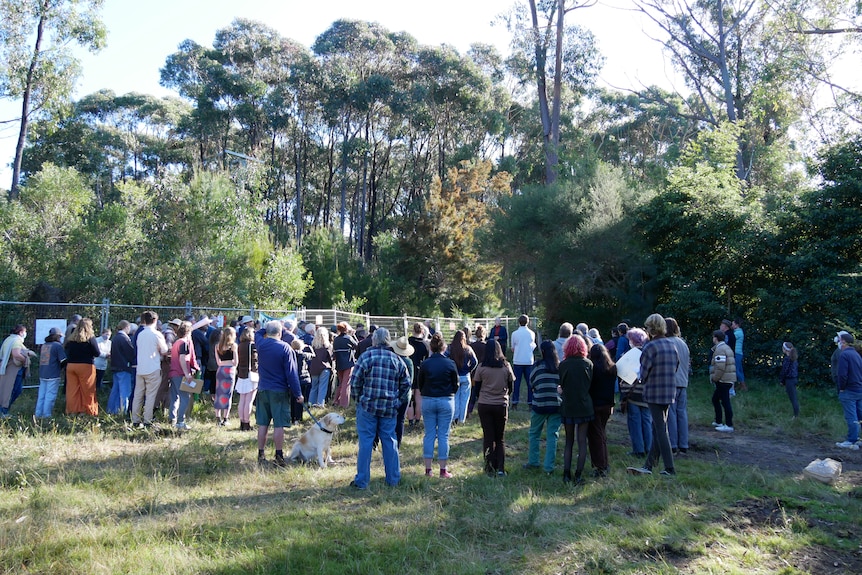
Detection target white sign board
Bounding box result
[615,347,643,385]
[35,319,66,345]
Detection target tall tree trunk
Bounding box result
[9,2,49,200]
[529,0,558,185]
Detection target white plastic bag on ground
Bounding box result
[802,458,842,484]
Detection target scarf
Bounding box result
[0,334,23,376]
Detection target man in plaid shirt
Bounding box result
[627,313,680,477]
[350,327,411,489]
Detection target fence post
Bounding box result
[250,305,256,322]
[101,298,110,333]
[185,300,193,319]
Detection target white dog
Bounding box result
[287,412,346,468]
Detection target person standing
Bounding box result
[332,322,358,408]
[559,335,594,484]
[618,328,651,457]
[65,318,104,416]
[254,321,303,467]
[93,328,112,390]
[349,328,411,489]
[214,327,238,426]
[489,317,508,356]
[107,321,135,416]
[779,342,800,418]
[235,327,259,431]
[510,314,536,409]
[0,324,36,417]
[587,343,616,477]
[525,341,562,474]
[553,323,573,364]
[35,328,67,418]
[732,318,747,391]
[627,313,679,477]
[834,332,862,450]
[665,317,691,455]
[406,323,430,428]
[131,311,169,427]
[391,335,415,448]
[168,321,198,431]
[418,333,459,478]
[473,340,515,476]
[447,330,477,424]
[710,330,737,433]
[308,327,333,408]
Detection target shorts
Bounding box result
[255,389,292,428]
[561,415,594,425]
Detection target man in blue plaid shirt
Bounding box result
[350,327,411,489]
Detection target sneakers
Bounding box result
[626,466,652,475]
[716,424,734,432]
[659,469,676,476]
[439,469,453,478]
[835,441,860,450]
[711,421,722,427]
[175,423,191,431]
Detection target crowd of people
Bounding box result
[1,310,861,486]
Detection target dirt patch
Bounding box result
[787,545,862,575]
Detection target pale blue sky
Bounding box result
[0,0,686,185]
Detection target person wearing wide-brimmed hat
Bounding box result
[391,335,415,448]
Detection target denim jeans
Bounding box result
[512,364,533,405]
[35,377,62,418]
[422,395,454,460]
[528,411,561,472]
[10,368,24,408]
[108,371,133,415]
[309,369,331,405]
[626,403,652,454]
[784,378,800,417]
[454,374,471,422]
[169,376,192,426]
[735,353,745,383]
[354,406,400,488]
[666,387,689,450]
[838,389,862,443]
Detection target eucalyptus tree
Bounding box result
[501,0,603,185]
[0,0,106,198]
[634,0,820,187]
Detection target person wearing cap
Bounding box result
[236,315,255,341]
[34,327,67,418]
[835,331,862,450]
[349,327,411,489]
[332,322,358,408]
[356,325,377,358]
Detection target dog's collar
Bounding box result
[317,423,334,434]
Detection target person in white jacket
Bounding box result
[510,315,536,409]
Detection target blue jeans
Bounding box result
[626,404,652,454]
[422,395,454,460]
[512,364,533,405]
[735,353,745,383]
[454,374,471,422]
[784,378,800,417]
[666,387,689,450]
[108,371,133,415]
[35,377,61,418]
[838,389,862,443]
[309,370,330,405]
[169,376,192,425]
[354,406,400,488]
[9,368,24,408]
[528,411,561,472]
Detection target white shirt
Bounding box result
[94,335,112,370]
[136,325,168,376]
[511,326,536,366]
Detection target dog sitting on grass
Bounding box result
[287,412,346,468]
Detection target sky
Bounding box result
[0,0,693,186]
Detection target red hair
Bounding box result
[563,335,587,359]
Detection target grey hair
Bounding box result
[559,322,573,338]
[265,320,283,336]
[283,319,296,331]
[372,327,390,347]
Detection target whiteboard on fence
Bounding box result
[35,319,67,345]
[615,348,642,384]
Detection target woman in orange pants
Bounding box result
[65,318,103,416]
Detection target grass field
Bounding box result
[1,377,861,574]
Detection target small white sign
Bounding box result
[35,319,66,345]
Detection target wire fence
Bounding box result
[0,300,537,391]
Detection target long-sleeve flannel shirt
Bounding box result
[350,346,411,418]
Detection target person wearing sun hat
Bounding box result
[834,331,862,450]
[391,335,415,447]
